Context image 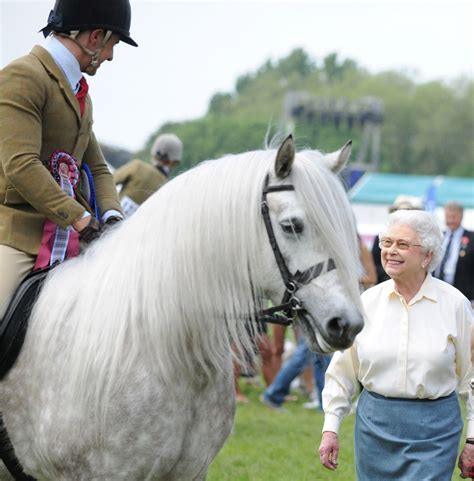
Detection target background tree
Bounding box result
[134,49,473,178]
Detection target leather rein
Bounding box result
[258,174,336,326]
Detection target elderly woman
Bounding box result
[319,210,474,480]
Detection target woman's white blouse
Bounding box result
[322,274,474,436]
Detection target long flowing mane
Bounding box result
[29,147,360,423]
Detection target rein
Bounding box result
[258,175,336,326]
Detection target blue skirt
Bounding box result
[355,389,462,481]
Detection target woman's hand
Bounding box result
[459,443,474,479]
[319,431,339,470]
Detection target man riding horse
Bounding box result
[0,0,138,320]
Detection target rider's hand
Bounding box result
[72,213,92,232]
[319,431,339,471]
[104,215,122,227]
[459,443,474,479]
[77,216,102,244]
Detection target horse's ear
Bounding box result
[323,140,352,173]
[275,134,295,178]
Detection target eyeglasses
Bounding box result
[379,237,423,250]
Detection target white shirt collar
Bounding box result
[386,273,438,305]
[43,35,82,94]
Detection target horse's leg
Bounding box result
[191,464,209,481]
[159,363,235,481]
[157,460,209,481]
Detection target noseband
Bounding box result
[259,175,336,326]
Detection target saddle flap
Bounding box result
[0,266,53,380]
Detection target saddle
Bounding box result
[0,265,53,380]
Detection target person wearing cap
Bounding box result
[0,0,137,318]
[114,133,183,217]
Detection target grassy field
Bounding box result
[207,380,465,481]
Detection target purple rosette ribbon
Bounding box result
[34,152,81,270]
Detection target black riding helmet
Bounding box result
[41,0,138,47]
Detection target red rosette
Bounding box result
[49,151,80,187]
[462,236,470,246]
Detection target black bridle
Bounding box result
[258,175,336,326]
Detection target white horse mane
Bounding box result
[30,147,360,425]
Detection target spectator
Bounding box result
[434,201,474,306]
[358,235,377,291]
[319,210,474,480]
[114,133,183,217]
[233,320,274,403]
[269,323,287,384]
[261,334,331,411]
[371,195,422,284]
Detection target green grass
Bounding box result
[207,381,465,481]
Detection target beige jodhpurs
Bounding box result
[0,244,35,319]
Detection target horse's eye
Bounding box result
[280,218,304,235]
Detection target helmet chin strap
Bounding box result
[57,30,113,68]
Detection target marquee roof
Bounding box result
[349,173,474,208]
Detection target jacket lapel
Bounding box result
[30,45,82,125]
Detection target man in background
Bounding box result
[434,201,474,305]
[114,133,183,216]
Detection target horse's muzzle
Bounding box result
[325,315,363,349]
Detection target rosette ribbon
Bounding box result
[34,152,81,270]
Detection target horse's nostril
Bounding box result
[327,317,349,339]
[325,315,364,348]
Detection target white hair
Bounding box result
[30,146,360,430]
[379,209,443,271]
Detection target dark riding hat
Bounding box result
[41,0,138,47]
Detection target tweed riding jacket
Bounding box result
[114,158,168,205]
[0,46,121,255]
